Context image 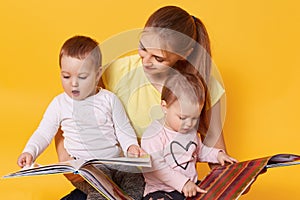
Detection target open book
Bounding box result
[3,156,151,200]
[187,153,300,200]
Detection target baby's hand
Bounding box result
[182,180,207,197]
[127,145,146,158]
[217,151,237,166]
[17,152,33,168]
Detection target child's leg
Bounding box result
[72,164,113,200]
[72,181,103,200]
[112,165,145,200]
[86,191,107,200]
[72,181,108,200]
[60,188,87,200]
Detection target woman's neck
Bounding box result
[145,70,170,93]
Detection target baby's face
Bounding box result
[163,99,202,134]
[60,55,100,100]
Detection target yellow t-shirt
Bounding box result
[102,54,224,139]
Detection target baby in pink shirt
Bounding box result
[141,71,237,199]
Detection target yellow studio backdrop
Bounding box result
[0,0,299,199]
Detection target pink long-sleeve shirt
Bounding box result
[141,120,222,195]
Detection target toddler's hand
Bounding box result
[17,152,33,168]
[217,151,238,166]
[127,145,146,157]
[182,180,207,197]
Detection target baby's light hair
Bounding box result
[162,71,211,135]
[162,71,205,107]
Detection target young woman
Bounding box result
[58,6,227,199]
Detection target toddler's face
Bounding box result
[60,55,101,100]
[163,99,202,134]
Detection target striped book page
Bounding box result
[188,154,300,200]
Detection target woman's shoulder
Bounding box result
[104,54,141,72]
[102,54,142,91]
[209,74,225,106]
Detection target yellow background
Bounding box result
[1,0,299,199]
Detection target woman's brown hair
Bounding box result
[145,6,212,137]
[144,6,212,83]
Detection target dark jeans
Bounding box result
[142,180,201,200]
[61,189,185,200]
[61,189,87,200]
[143,190,185,200]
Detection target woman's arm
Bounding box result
[202,100,226,150]
[54,128,84,183]
[54,128,71,162]
[202,100,227,169]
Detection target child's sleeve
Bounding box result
[197,138,223,164]
[22,98,60,161]
[111,94,139,152]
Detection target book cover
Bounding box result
[187,153,300,200]
[3,156,150,200]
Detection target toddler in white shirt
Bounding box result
[17,35,145,200]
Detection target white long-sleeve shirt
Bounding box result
[23,89,138,161]
[141,120,221,195]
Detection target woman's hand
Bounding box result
[55,128,73,162]
[55,129,85,183]
[217,151,237,166]
[182,180,207,197]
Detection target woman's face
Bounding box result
[138,33,182,76]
